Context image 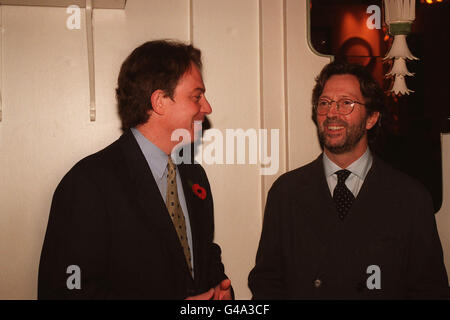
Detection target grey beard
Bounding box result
[318,120,366,155]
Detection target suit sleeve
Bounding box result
[38,163,109,299]
[199,167,228,290]
[406,186,450,299]
[248,181,284,299]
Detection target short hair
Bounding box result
[116,40,202,131]
[311,61,385,143]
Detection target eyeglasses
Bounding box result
[315,98,365,116]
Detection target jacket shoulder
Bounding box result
[372,155,431,199]
[57,134,126,189]
[268,157,322,196]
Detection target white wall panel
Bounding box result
[259,0,286,207]
[0,6,92,299]
[192,0,261,300]
[286,0,329,170]
[0,0,190,299]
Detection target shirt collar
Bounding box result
[131,127,169,180]
[323,147,372,179]
[347,148,372,180]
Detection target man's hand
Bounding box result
[185,279,232,300]
[213,278,232,300]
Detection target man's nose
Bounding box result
[326,101,339,117]
[201,98,212,115]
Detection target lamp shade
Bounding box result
[386,57,415,77]
[391,74,414,95]
[385,35,419,60]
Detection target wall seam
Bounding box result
[0,5,3,122]
[188,0,193,43]
[283,0,289,171]
[258,0,265,219]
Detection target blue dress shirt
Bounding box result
[323,147,373,198]
[131,128,194,276]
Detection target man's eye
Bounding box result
[318,100,329,107]
[340,99,353,106]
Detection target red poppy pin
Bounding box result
[191,183,207,200]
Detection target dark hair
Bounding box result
[311,61,385,143]
[116,40,202,131]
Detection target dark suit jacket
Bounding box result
[38,130,227,299]
[248,154,449,299]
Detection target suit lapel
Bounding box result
[343,155,388,230]
[294,155,342,247]
[118,130,191,277]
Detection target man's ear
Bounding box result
[150,89,167,115]
[366,111,380,130]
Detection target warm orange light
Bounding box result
[426,0,433,4]
[437,0,443,2]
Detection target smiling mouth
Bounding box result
[327,126,344,131]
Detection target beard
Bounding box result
[318,116,367,155]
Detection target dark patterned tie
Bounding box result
[166,157,193,274]
[333,169,355,220]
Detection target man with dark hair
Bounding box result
[248,61,449,299]
[38,40,232,300]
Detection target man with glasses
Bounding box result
[248,61,449,299]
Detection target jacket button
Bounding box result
[314,279,322,288]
